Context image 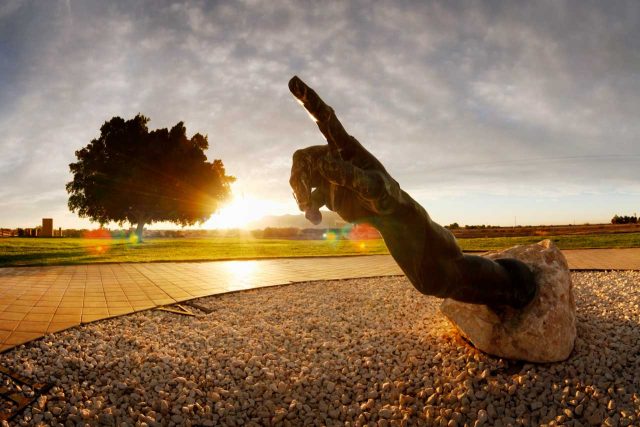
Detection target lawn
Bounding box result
[457,233,640,251]
[0,237,389,267]
[1,233,639,267]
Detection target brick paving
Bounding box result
[562,248,640,270]
[1,248,638,353]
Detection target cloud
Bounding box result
[0,0,639,227]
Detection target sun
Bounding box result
[205,194,277,229]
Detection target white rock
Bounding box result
[441,240,576,362]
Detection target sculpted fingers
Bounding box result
[290,146,329,212]
[289,149,315,211]
[317,155,403,215]
[289,76,362,157]
[289,76,333,123]
[289,77,403,218]
[317,155,385,200]
[305,188,325,225]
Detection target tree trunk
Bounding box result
[135,221,145,242]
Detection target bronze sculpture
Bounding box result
[288,76,537,309]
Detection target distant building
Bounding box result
[42,218,53,237]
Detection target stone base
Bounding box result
[440,240,576,362]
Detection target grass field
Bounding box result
[457,233,640,251]
[0,237,388,267]
[1,232,639,267]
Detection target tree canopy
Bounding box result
[67,114,234,240]
[611,214,638,224]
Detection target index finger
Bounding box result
[289,76,357,155]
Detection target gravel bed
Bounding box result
[1,271,639,426]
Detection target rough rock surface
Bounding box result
[441,239,576,362]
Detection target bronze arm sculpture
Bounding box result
[288,76,537,309]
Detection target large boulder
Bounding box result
[440,240,576,362]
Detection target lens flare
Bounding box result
[83,228,112,239]
[83,228,113,256]
[324,231,337,241]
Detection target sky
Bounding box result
[1,0,639,229]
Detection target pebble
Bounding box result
[98,413,115,425]
[0,272,638,426]
[476,409,488,426]
[379,408,393,419]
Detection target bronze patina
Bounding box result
[288,76,537,309]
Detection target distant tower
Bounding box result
[42,218,53,237]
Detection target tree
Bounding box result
[611,214,638,224]
[67,114,234,241]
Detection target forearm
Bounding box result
[370,195,514,305]
[370,193,462,289]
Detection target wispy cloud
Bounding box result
[1,0,638,227]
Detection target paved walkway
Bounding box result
[561,248,640,270]
[1,248,639,353]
